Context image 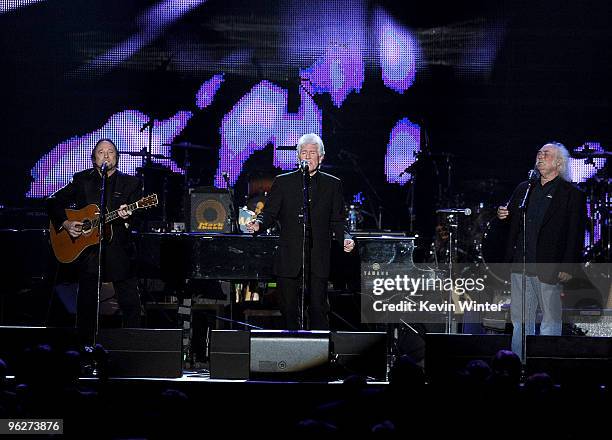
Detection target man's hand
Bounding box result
[246,220,260,233]
[117,204,132,220]
[497,206,509,220]
[558,272,572,282]
[62,220,83,238]
[343,239,355,253]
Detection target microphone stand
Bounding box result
[446,213,458,334]
[94,164,109,347]
[518,172,537,364]
[300,166,312,330]
[222,173,239,233]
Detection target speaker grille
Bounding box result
[188,188,232,232]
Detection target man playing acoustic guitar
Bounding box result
[48,138,143,346]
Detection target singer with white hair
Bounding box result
[497,142,586,359]
[247,133,355,329]
[47,138,143,346]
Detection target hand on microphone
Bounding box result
[497,205,509,220]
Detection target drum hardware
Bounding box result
[572,143,610,264]
[339,149,384,229]
[435,209,472,333]
[162,141,215,151]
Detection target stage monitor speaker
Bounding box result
[188,187,232,233]
[425,333,511,383]
[526,335,612,386]
[330,331,387,380]
[209,330,250,379]
[250,330,330,381]
[98,328,182,378]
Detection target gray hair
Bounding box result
[545,141,570,181]
[297,133,325,157]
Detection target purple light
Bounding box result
[77,0,208,76]
[569,142,607,183]
[375,8,420,93]
[0,0,45,14]
[569,142,606,251]
[27,110,192,197]
[214,81,322,187]
[462,19,507,77]
[281,0,367,60]
[196,74,225,109]
[385,118,421,185]
[300,44,364,107]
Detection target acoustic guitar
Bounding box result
[49,194,158,263]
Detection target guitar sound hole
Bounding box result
[82,219,92,233]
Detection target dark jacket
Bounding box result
[257,170,347,278]
[504,178,586,284]
[47,168,142,281]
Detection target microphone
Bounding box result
[528,164,540,181]
[436,208,472,216]
[299,160,310,173]
[221,171,230,187]
[101,161,108,174]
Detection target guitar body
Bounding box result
[49,204,113,263]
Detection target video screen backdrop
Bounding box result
[1,0,609,235]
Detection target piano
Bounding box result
[136,232,279,282]
[135,232,416,286]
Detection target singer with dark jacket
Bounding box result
[47,138,142,345]
[247,133,355,329]
[497,142,586,358]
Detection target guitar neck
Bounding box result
[92,201,140,228]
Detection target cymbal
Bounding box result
[162,141,214,150]
[119,150,172,160]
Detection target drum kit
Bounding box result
[121,141,216,229]
[430,143,610,289]
[573,145,611,263]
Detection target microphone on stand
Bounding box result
[100,161,108,174]
[222,171,230,187]
[299,160,310,174]
[528,164,540,181]
[436,208,472,216]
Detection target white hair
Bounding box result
[297,133,325,157]
[545,141,570,181]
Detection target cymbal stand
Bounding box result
[445,213,459,334]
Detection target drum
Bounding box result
[476,218,510,285]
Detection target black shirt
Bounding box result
[512,176,560,270]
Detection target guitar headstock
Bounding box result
[137,194,159,209]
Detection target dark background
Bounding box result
[0,0,609,238]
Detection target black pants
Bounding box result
[277,273,329,330]
[77,274,141,345]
